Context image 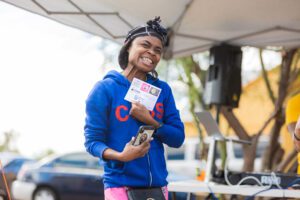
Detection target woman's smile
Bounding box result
[140,56,154,66]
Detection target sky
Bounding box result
[0,2,282,158]
[0,2,116,157]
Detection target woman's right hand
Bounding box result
[119,137,152,162]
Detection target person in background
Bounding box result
[285,92,300,173]
[294,117,300,152]
[84,17,185,200]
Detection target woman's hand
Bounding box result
[130,102,160,128]
[130,102,151,122]
[119,137,152,162]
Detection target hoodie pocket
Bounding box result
[107,160,125,173]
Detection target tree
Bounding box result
[0,129,19,152]
[221,48,299,171]
[172,48,300,172]
[97,39,120,72]
[272,49,300,172]
[175,55,208,159]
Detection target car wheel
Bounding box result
[33,187,57,200]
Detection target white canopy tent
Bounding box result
[2,0,300,59]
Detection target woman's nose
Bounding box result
[147,48,155,55]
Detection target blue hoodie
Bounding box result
[84,70,185,189]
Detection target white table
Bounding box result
[168,180,300,199]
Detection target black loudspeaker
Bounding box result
[203,44,242,108]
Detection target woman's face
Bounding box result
[127,36,163,73]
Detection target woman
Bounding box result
[84,17,185,200]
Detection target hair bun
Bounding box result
[124,16,168,45]
[146,17,167,39]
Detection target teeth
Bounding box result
[142,57,153,64]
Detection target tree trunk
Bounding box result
[220,107,258,172]
[262,49,296,171]
[259,49,275,104]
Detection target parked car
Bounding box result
[0,152,33,200]
[166,138,202,177]
[12,151,104,200]
[12,151,190,200]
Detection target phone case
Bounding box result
[132,125,155,146]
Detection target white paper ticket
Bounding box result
[124,78,161,111]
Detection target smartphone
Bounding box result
[132,125,155,146]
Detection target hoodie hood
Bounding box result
[103,70,158,87]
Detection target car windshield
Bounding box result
[166,137,267,161]
[4,158,31,168]
[166,138,200,160]
[35,152,101,170]
[0,152,23,167]
[52,152,100,169]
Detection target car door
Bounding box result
[47,152,104,200]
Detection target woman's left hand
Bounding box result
[130,102,152,124]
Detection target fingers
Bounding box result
[132,101,141,106]
[129,104,138,116]
[140,138,152,154]
[131,137,135,143]
[126,137,135,146]
[131,102,146,110]
[139,137,151,147]
[131,102,138,111]
[121,137,153,161]
[132,137,151,156]
[142,137,153,145]
[130,103,150,123]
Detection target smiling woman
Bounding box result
[84,17,185,200]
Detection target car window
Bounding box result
[166,139,201,160]
[166,138,267,161]
[195,145,201,160]
[233,144,244,158]
[53,153,101,169]
[0,153,22,165]
[4,158,30,172]
[232,140,267,159]
[255,141,267,158]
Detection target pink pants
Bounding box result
[104,186,168,200]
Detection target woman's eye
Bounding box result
[142,43,149,48]
[155,49,162,54]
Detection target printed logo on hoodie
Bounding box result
[115,102,164,122]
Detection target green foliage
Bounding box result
[175,55,208,158]
[0,130,19,153]
[97,39,120,72]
